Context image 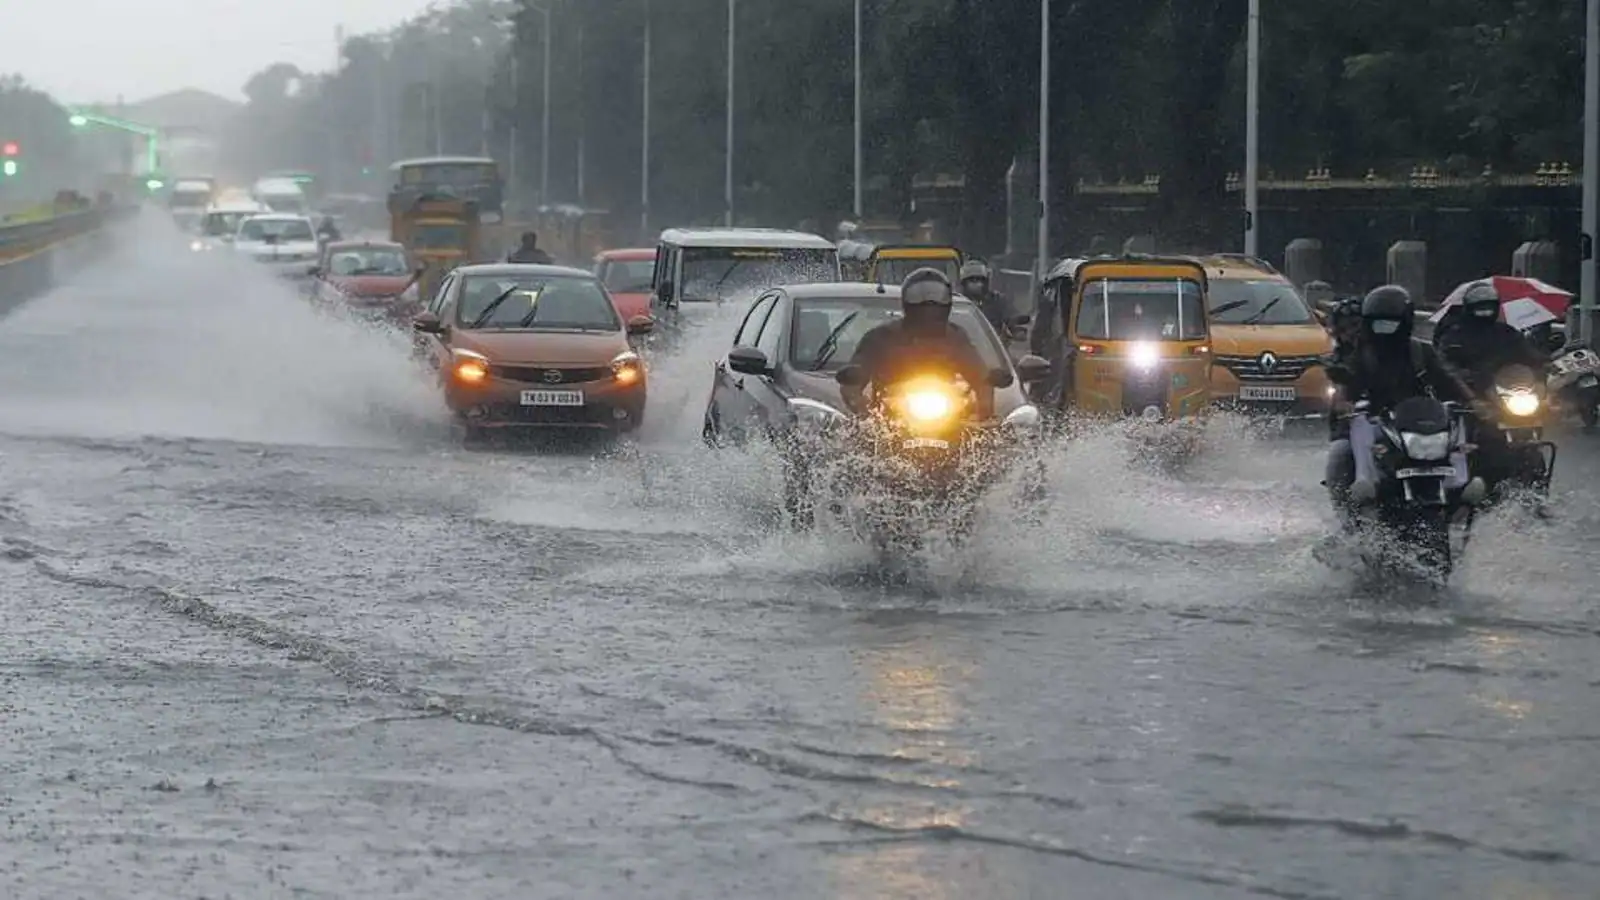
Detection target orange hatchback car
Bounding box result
[411,264,655,439]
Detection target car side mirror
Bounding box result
[627,315,655,335]
[412,312,444,334]
[727,346,770,375]
[835,364,866,387]
[1015,354,1051,383]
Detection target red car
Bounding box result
[311,240,423,326]
[593,248,656,321]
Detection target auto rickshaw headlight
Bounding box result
[451,349,490,384]
[1129,342,1160,370]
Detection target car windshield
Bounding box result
[326,247,410,276]
[680,247,837,301]
[238,218,313,242]
[789,299,1007,371]
[600,259,655,293]
[456,275,621,331]
[1077,278,1208,340]
[872,256,961,286]
[1208,279,1314,324]
[261,195,306,213]
[203,212,252,236]
[412,222,466,250]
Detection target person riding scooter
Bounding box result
[959,260,1011,337]
[1323,285,1485,512]
[1431,281,1552,504]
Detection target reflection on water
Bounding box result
[827,624,979,900]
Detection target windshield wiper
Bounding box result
[1241,296,1284,325]
[809,311,861,371]
[470,286,521,328]
[705,260,746,300]
[1210,299,1250,317]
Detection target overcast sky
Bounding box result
[1,0,443,104]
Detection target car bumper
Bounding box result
[446,377,647,431]
[1209,372,1334,419]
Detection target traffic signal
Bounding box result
[2,141,16,176]
[2,161,15,177]
[1,141,17,156]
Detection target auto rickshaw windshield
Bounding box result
[1077,278,1208,341]
[874,256,961,285]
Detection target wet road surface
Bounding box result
[1,215,1597,899]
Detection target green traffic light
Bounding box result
[145,178,164,190]
[2,160,16,176]
[69,115,88,127]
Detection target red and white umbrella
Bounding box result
[1430,276,1573,331]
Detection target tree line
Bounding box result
[223,0,1585,258]
[0,76,85,208]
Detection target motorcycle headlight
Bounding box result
[611,350,643,386]
[451,349,490,384]
[1496,386,1541,417]
[903,389,953,423]
[1400,430,1451,461]
[789,397,843,430]
[1003,404,1041,429]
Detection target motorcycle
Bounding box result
[1335,396,1477,585]
[827,367,994,552]
[1478,364,1558,502]
[1548,344,1600,429]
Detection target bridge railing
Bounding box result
[1,199,137,315]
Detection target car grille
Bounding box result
[1214,354,1318,382]
[489,365,611,384]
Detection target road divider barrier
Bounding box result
[0,202,135,317]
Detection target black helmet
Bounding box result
[1360,284,1413,339]
[1460,281,1500,320]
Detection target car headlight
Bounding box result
[1400,430,1451,461]
[451,349,490,384]
[1003,404,1041,428]
[788,397,844,430]
[1128,342,1160,370]
[611,350,643,386]
[189,240,205,251]
[1496,386,1540,417]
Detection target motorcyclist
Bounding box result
[507,231,554,264]
[842,267,996,420]
[1321,297,1364,442]
[1324,285,1485,508]
[1431,281,1552,506]
[316,215,342,242]
[959,260,1010,336]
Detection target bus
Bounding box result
[388,156,503,223]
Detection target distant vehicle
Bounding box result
[190,199,268,251]
[649,227,840,331]
[252,177,310,215]
[388,156,502,223]
[233,213,321,278]
[168,177,216,227]
[593,248,656,321]
[310,240,422,327]
[409,263,656,441]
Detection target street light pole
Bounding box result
[725,0,736,227]
[853,0,863,220]
[1036,0,1049,283]
[1244,0,1260,257]
[1582,0,1598,345]
[641,0,652,239]
[541,3,552,207]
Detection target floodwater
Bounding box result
[0,213,1596,899]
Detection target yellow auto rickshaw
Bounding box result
[1040,256,1214,420]
[859,244,965,286]
[390,194,481,301]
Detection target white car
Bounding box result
[233,214,321,278]
[191,200,268,252]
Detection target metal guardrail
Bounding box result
[1,203,135,317]
[0,206,117,263]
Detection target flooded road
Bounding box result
[1,215,1597,899]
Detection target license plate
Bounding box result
[520,390,583,406]
[1395,466,1455,479]
[1238,385,1298,402]
[903,437,949,449]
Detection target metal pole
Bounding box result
[1036,0,1049,283]
[541,4,552,205]
[641,0,652,238]
[725,0,736,227]
[431,50,443,155]
[1583,0,1598,345]
[1244,0,1260,257]
[853,0,863,220]
[576,19,585,207]
[508,51,519,211]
